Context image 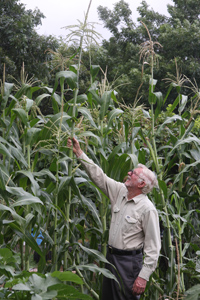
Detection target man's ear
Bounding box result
[138,181,146,189]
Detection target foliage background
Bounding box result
[0,0,200,299]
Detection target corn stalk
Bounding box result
[63,0,94,271]
[140,22,175,294]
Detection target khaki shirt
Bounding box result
[79,152,161,281]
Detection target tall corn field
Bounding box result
[0,3,200,300]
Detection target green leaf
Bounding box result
[185,284,200,300]
[173,159,200,186]
[9,225,45,259]
[99,91,112,120]
[10,145,28,169]
[156,115,182,136]
[179,94,188,113]
[40,112,71,139]
[109,153,130,181]
[16,170,41,196]
[14,83,31,99]
[67,94,88,106]
[50,284,93,300]
[0,265,15,276]
[107,108,123,131]
[158,179,168,199]
[0,248,13,260]
[77,263,119,283]
[12,283,31,291]
[149,78,157,88]
[35,93,51,106]
[25,98,34,112]
[30,273,56,290]
[51,271,83,284]
[148,79,158,104]
[0,163,14,190]
[69,65,78,74]
[25,128,41,147]
[12,108,29,127]
[0,142,14,159]
[108,143,127,161]
[78,244,109,264]
[90,65,100,82]
[31,295,43,300]
[52,93,61,109]
[78,107,97,128]
[154,92,163,121]
[88,86,101,104]
[170,136,200,156]
[1,82,14,110]
[0,204,25,226]
[11,195,43,207]
[81,195,102,229]
[6,186,31,196]
[58,176,72,195]
[33,169,56,182]
[53,71,77,92]
[127,153,138,169]
[163,84,173,105]
[80,131,102,146]
[167,94,180,113]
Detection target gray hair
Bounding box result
[137,163,158,194]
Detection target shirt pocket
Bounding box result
[111,204,120,223]
[124,214,139,232]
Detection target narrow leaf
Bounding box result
[107,108,123,130]
[0,143,14,159]
[1,82,14,110]
[78,107,97,128]
[99,91,112,120]
[11,195,43,207]
[77,264,119,283]
[12,108,29,127]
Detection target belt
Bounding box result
[108,245,142,256]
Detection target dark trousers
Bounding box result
[101,250,143,300]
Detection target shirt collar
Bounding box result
[122,185,147,203]
[129,193,146,203]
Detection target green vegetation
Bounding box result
[0,0,200,299]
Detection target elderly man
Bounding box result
[67,137,161,300]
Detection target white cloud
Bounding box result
[19,0,173,40]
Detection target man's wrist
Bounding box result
[75,149,83,157]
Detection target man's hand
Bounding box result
[132,277,147,295]
[67,137,83,157]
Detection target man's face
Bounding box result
[124,168,144,189]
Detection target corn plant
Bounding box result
[1,10,200,300]
[135,25,200,300]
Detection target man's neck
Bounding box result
[127,189,143,201]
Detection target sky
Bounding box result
[19,0,173,41]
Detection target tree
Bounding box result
[97,0,200,107]
[167,0,200,24]
[0,0,59,83]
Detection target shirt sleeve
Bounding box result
[138,209,161,281]
[78,152,124,203]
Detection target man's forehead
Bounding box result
[134,167,143,173]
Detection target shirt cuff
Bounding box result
[76,151,84,158]
[138,265,154,281]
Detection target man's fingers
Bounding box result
[132,277,147,295]
[67,138,73,148]
[132,287,145,295]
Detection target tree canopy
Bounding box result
[0,0,59,82]
[96,0,200,106]
[2,0,200,109]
